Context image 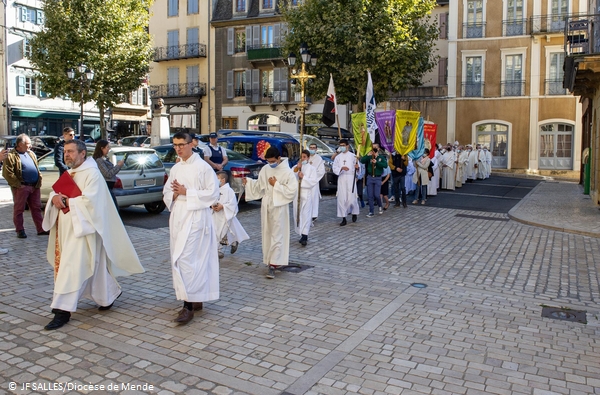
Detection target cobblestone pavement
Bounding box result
[0,179,599,395]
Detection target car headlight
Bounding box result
[324,162,332,172]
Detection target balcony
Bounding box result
[150,82,207,98]
[245,88,292,105]
[501,80,525,96]
[563,14,600,96]
[153,43,207,62]
[503,19,527,36]
[530,14,577,34]
[545,79,567,95]
[462,82,484,97]
[247,44,282,61]
[463,22,485,38]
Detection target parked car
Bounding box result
[31,135,59,157]
[216,130,301,167]
[38,146,168,214]
[287,133,338,191]
[153,143,264,199]
[316,127,356,152]
[120,135,151,148]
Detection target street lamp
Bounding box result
[67,64,94,140]
[288,43,317,226]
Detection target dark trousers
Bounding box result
[392,174,406,204]
[106,181,118,208]
[366,175,382,214]
[11,185,43,233]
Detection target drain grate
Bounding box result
[280,264,314,273]
[455,213,509,221]
[541,306,587,324]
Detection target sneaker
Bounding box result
[366,213,374,218]
[421,200,426,205]
[0,248,7,255]
[266,265,276,279]
[389,196,395,202]
[218,251,225,259]
[230,241,239,254]
[379,207,383,215]
[412,200,418,205]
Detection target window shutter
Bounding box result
[20,7,27,22]
[132,89,138,105]
[280,67,288,102]
[36,10,44,25]
[39,81,47,98]
[439,13,448,39]
[245,69,252,98]
[273,24,280,47]
[252,69,260,103]
[280,23,288,38]
[227,28,234,55]
[227,70,234,99]
[273,68,280,101]
[17,76,25,95]
[438,57,448,86]
[252,25,260,48]
[245,26,252,50]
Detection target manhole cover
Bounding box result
[280,264,313,273]
[410,283,428,288]
[541,306,587,324]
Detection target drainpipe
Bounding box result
[206,0,211,133]
[3,0,10,134]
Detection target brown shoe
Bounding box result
[174,308,194,324]
[192,302,203,311]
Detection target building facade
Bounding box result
[392,0,584,177]
[211,0,347,135]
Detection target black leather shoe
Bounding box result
[37,230,50,236]
[352,214,357,223]
[44,309,71,330]
[174,308,194,324]
[192,302,203,311]
[17,230,27,239]
[99,292,122,311]
[340,218,347,226]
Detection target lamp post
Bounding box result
[288,43,318,227]
[67,64,94,140]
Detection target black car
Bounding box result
[0,135,54,158]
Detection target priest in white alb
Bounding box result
[42,139,144,330]
[333,139,360,226]
[440,147,456,190]
[243,146,298,279]
[164,132,220,325]
[212,171,249,258]
[292,150,319,246]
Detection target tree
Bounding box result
[29,0,154,139]
[280,0,439,106]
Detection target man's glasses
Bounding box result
[173,143,190,149]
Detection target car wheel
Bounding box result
[144,201,166,214]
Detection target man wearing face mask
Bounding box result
[243,147,298,279]
[440,145,456,190]
[332,140,360,226]
[292,150,319,246]
[483,146,493,178]
[360,142,388,217]
[307,143,325,222]
[466,144,477,182]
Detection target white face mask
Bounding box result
[302,160,308,165]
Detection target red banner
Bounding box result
[423,123,437,158]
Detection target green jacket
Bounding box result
[2,149,42,189]
[360,153,388,177]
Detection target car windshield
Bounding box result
[111,151,163,171]
[294,134,334,155]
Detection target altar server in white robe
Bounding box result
[42,139,144,330]
[243,146,298,279]
[212,171,249,258]
[466,145,477,181]
[475,145,486,179]
[484,146,493,178]
[458,146,470,185]
[164,132,220,325]
[441,147,456,190]
[292,150,319,246]
[308,143,325,221]
[428,147,440,196]
[332,139,360,226]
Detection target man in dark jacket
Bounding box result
[2,134,46,238]
[54,127,75,175]
[359,142,388,217]
[391,151,408,208]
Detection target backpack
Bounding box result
[427,161,434,180]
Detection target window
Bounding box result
[235,0,246,12]
[505,0,524,36]
[262,0,273,9]
[167,68,179,96]
[187,28,199,56]
[261,70,273,102]
[551,0,568,31]
[476,123,508,169]
[168,0,178,17]
[167,30,179,58]
[234,71,245,97]
[187,0,199,14]
[222,118,238,129]
[186,65,199,95]
[261,25,274,47]
[503,54,523,96]
[20,7,42,24]
[23,38,32,58]
[465,0,484,38]
[235,29,246,53]
[547,52,566,95]
[539,122,573,169]
[464,56,483,97]
[25,77,37,96]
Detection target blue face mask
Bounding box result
[339,146,347,153]
[302,160,308,165]
[308,149,316,155]
[269,162,278,168]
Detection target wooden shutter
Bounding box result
[227,70,234,99]
[273,24,280,47]
[252,25,260,48]
[227,28,234,55]
[20,7,27,22]
[252,69,260,103]
[273,68,280,101]
[245,26,252,50]
[280,67,288,102]
[245,69,252,98]
[439,13,448,39]
[17,76,25,95]
[36,10,44,25]
[438,57,448,86]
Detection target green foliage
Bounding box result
[281,0,439,104]
[29,0,154,134]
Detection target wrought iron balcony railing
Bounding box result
[245,88,292,104]
[234,88,246,97]
[462,82,484,97]
[247,44,282,61]
[503,19,527,36]
[564,14,600,56]
[501,80,525,96]
[463,22,486,38]
[150,82,207,98]
[153,43,207,62]
[545,79,567,95]
[530,13,578,34]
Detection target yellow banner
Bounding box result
[351,112,372,157]
[394,110,421,155]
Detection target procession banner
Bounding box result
[375,110,396,153]
[408,117,425,160]
[351,112,372,157]
[423,123,437,158]
[394,110,421,155]
[366,71,377,143]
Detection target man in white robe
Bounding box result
[307,143,325,222]
[458,146,470,185]
[484,146,493,178]
[164,132,220,324]
[42,140,144,330]
[292,151,319,246]
[428,147,440,196]
[332,139,359,226]
[466,145,477,182]
[440,148,456,190]
[475,145,486,179]
[212,171,249,258]
[243,147,298,279]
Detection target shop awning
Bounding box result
[11,109,100,121]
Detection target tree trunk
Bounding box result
[98,102,106,140]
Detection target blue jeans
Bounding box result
[417,185,427,201]
[392,173,406,204]
[366,175,382,214]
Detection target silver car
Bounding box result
[39,146,167,214]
